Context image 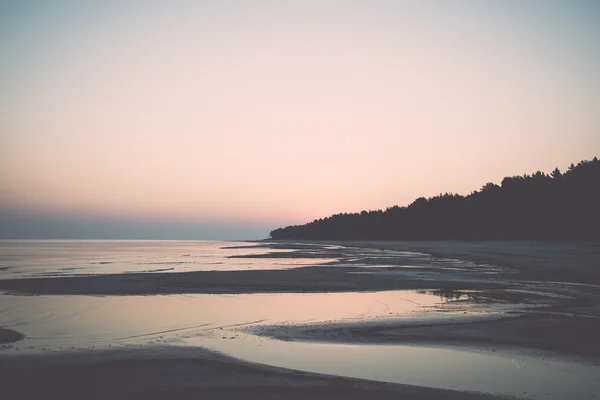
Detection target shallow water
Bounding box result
[0,291,443,349]
[199,334,600,400]
[0,239,501,280]
[0,240,336,279]
[1,240,598,399]
[1,291,598,400]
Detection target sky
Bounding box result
[1,0,599,239]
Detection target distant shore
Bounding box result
[269,158,600,242]
[1,240,598,296]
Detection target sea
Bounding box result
[0,240,333,280]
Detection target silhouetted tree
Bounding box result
[551,168,562,179]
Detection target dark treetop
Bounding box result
[270,158,600,241]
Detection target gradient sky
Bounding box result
[1,0,599,239]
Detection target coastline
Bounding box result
[2,239,599,399]
[2,240,599,360]
[0,346,503,400]
[267,239,600,284]
[0,265,505,296]
[252,312,600,360]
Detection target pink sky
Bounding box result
[1,1,599,237]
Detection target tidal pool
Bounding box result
[1,290,598,400]
[0,290,443,349]
[197,333,600,400]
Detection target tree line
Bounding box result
[270,158,600,241]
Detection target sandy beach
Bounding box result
[1,346,507,400]
[2,240,599,399]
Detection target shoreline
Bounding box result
[270,240,600,284]
[2,239,599,398]
[0,346,503,400]
[252,312,600,361]
[0,265,506,296]
[3,239,598,296]
[2,240,599,360]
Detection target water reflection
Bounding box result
[197,333,600,400]
[0,240,337,279]
[1,290,598,400]
[0,291,442,350]
[421,289,472,301]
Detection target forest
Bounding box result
[270,158,600,241]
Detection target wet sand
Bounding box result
[255,312,600,360]
[2,240,597,296]
[2,240,599,399]
[319,240,600,285]
[0,328,24,345]
[1,347,502,400]
[2,241,599,359]
[0,265,503,295]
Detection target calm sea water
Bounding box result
[0,239,501,281]
[0,240,335,279]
